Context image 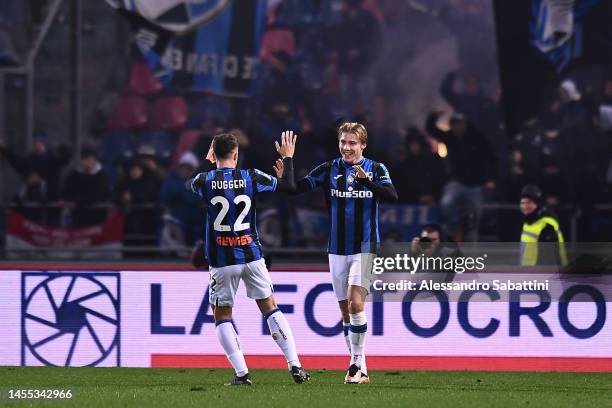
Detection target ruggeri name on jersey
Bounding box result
[211,179,247,190]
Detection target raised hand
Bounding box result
[206,141,216,164]
[352,165,368,179]
[275,130,297,159]
[273,158,284,178]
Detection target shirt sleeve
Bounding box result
[374,162,393,185]
[250,169,279,193]
[303,161,330,190]
[189,172,207,198]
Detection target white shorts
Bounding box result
[328,253,374,301]
[208,258,273,307]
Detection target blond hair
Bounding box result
[337,122,368,145]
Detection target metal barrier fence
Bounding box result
[1,201,610,260]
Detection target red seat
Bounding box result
[107,95,149,129]
[170,129,202,168]
[127,63,163,96]
[363,0,384,22]
[148,96,189,130]
[260,28,296,64]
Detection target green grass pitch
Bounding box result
[1,367,611,407]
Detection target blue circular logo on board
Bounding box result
[22,273,120,367]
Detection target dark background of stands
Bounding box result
[1,0,611,262]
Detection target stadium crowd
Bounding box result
[1,0,611,250]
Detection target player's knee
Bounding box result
[348,299,364,314]
[256,295,277,315]
[214,306,233,321]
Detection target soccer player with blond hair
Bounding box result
[274,122,397,383]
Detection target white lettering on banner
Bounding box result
[222,55,239,78]
[162,49,259,79]
[164,49,183,70]
[0,270,610,368]
[186,53,212,75]
[136,29,157,51]
[242,56,257,80]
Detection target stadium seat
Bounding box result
[261,27,296,64]
[99,129,137,185]
[106,95,149,129]
[126,63,163,96]
[148,96,189,130]
[170,129,202,168]
[189,93,231,125]
[363,0,384,22]
[140,130,175,163]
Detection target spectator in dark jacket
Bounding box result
[392,127,447,204]
[0,135,72,201]
[557,79,592,139]
[426,111,496,240]
[116,161,160,254]
[537,117,575,209]
[62,148,112,226]
[136,144,165,186]
[160,152,202,246]
[502,145,538,202]
[439,70,506,172]
[116,161,160,207]
[13,170,49,224]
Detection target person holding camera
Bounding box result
[410,224,461,283]
[410,224,451,257]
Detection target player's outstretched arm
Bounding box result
[274,130,297,192]
[353,164,398,202]
[273,159,312,194]
[273,141,327,195]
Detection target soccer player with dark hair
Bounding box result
[274,122,398,384]
[189,131,310,386]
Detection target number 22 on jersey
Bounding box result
[210,195,251,232]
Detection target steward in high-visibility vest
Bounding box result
[519,185,568,267]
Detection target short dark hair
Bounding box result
[212,133,238,160]
[520,184,543,205]
[422,223,442,235]
[81,147,97,159]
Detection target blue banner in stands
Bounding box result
[112,0,267,97]
[493,0,611,134]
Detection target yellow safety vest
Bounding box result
[520,216,568,266]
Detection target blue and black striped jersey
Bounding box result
[191,167,278,268]
[301,157,393,255]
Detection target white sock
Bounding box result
[344,320,367,373]
[349,312,367,369]
[266,308,301,368]
[215,320,248,377]
[343,322,351,354]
